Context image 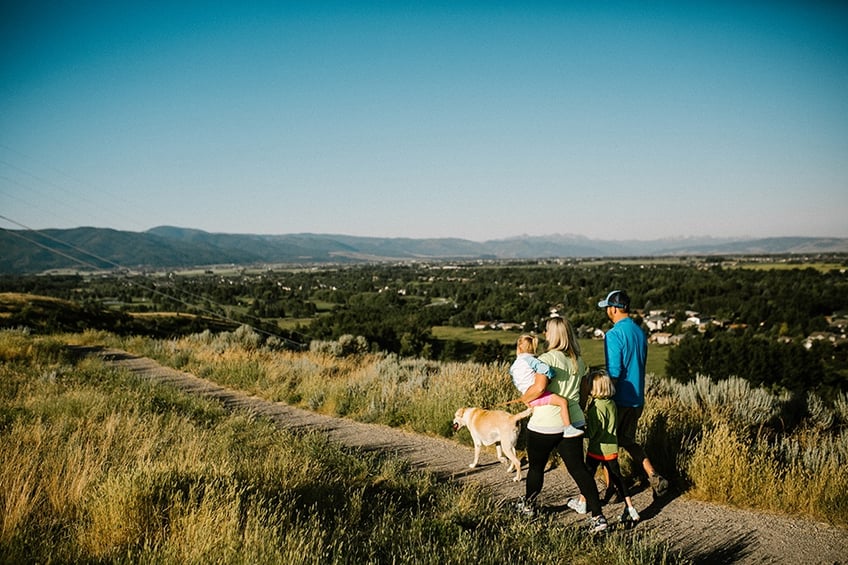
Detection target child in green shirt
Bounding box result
[566,370,640,525]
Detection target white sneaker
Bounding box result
[621,506,640,523]
[566,496,587,514]
[562,425,584,438]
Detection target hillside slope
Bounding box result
[91,347,848,564]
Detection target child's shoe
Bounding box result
[620,505,640,524]
[562,425,584,438]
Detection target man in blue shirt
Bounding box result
[599,289,669,498]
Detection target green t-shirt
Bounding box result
[527,349,588,434]
[586,397,619,459]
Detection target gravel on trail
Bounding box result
[91,347,848,565]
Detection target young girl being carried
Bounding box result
[510,334,583,438]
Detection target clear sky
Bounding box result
[1,1,846,242]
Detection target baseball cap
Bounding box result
[598,290,630,309]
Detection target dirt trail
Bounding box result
[92,347,847,564]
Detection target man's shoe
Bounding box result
[649,473,669,498]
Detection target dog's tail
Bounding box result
[512,406,533,423]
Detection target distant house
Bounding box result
[474,321,523,331]
[804,331,839,349]
[649,332,673,345]
[645,314,672,332]
[685,314,713,332]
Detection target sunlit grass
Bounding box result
[727,262,847,272]
[432,325,522,345]
[0,329,678,564]
[5,322,847,560]
[107,326,848,528]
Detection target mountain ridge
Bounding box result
[2,225,846,274]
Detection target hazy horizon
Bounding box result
[11,223,848,246]
[2,2,847,241]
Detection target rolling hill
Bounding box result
[1,226,847,274]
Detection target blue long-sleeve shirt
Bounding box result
[604,317,648,408]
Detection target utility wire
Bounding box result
[1,214,306,348]
[0,144,152,231]
[1,225,104,271]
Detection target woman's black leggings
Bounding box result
[525,429,603,517]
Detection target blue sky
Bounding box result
[1,1,846,241]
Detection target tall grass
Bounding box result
[1,329,678,564]
[99,326,848,528]
[645,374,848,525]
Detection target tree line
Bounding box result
[2,257,847,397]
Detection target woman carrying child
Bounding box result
[510,334,583,438]
[515,317,609,533]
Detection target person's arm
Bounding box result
[520,372,548,405]
[528,356,554,378]
[605,331,623,381]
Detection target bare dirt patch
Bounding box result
[92,347,847,564]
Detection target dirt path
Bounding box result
[92,348,847,564]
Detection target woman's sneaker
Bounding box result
[514,496,536,517]
[562,425,584,438]
[586,515,608,533]
[566,496,587,514]
[620,506,640,524]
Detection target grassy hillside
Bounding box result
[0,330,675,564]
[116,327,848,528]
[0,292,238,337]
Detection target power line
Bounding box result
[1,214,306,349]
[1,225,104,271]
[0,144,152,231]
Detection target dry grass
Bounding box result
[1,329,677,564]
[109,326,848,527]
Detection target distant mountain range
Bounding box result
[1,226,847,274]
